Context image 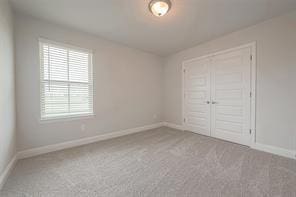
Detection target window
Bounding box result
[39,39,93,120]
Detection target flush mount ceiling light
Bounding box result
[149,0,172,17]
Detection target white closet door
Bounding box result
[210,48,251,146]
[184,58,211,136]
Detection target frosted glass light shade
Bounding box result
[149,0,171,17]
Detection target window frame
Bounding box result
[39,38,94,121]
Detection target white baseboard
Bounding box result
[0,155,17,190]
[2,122,294,190]
[17,122,164,160]
[163,122,184,131]
[252,143,295,160]
[162,122,295,160]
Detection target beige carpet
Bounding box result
[1,127,296,197]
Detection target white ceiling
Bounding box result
[10,0,296,56]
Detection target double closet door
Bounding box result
[183,47,252,146]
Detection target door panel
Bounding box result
[211,48,251,146]
[184,58,211,136]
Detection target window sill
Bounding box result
[40,113,95,123]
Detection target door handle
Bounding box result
[205,101,210,104]
[212,101,218,104]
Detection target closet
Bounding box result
[183,45,254,146]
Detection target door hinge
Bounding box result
[184,118,186,123]
[249,129,252,134]
[250,55,253,61]
[183,69,186,73]
[250,92,252,98]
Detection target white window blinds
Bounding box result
[40,39,93,120]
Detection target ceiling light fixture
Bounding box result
[149,0,171,17]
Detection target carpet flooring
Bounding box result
[1,127,296,197]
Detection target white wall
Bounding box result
[164,11,296,152]
[0,0,16,174]
[15,14,163,151]
[12,8,296,155]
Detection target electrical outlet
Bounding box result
[80,124,85,131]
